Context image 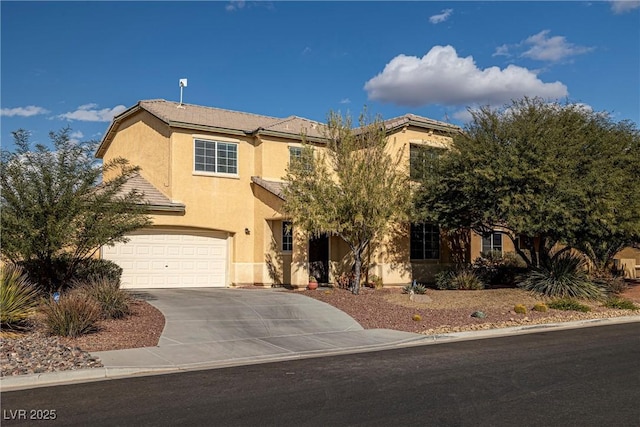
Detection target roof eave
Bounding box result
[169,121,249,137]
[254,129,326,144]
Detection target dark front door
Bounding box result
[308,235,329,284]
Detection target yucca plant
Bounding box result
[40,291,101,337]
[0,264,40,330]
[75,277,131,319]
[519,252,603,300]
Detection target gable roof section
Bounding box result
[97,100,326,158]
[121,174,185,212]
[383,114,462,134]
[251,176,287,200]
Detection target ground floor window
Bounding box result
[482,232,503,254]
[410,223,440,260]
[282,221,293,252]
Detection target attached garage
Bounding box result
[102,229,228,289]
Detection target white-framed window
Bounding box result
[282,221,293,252]
[482,232,503,254]
[288,146,313,172]
[194,139,238,175]
[410,223,440,260]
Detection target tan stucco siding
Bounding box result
[102,111,171,197]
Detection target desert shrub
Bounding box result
[369,275,383,289]
[518,252,603,300]
[436,267,485,290]
[548,298,592,312]
[18,257,123,293]
[532,303,548,312]
[473,251,528,287]
[403,282,427,294]
[0,264,40,329]
[514,304,527,314]
[412,314,422,321]
[602,297,639,311]
[75,277,131,319]
[40,292,102,337]
[74,259,123,283]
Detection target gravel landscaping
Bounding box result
[2,282,638,377]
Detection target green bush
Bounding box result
[518,252,603,300]
[548,298,592,312]
[436,268,485,290]
[473,251,528,286]
[18,257,123,294]
[0,264,40,329]
[74,259,123,283]
[602,297,639,311]
[75,277,130,319]
[40,292,102,337]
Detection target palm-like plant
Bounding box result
[0,264,40,330]
[519,252,603,300]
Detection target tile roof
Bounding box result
[383,114,462,133]
[121,174,185,211]
[251,176,287,200]
[139,99,284,133]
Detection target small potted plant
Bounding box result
[307,276,318,290]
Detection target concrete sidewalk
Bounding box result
[2,288,639,392]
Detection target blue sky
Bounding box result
[1,1,639,151]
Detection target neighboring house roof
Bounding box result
[251,176,287,200]
[122,174,185,212]
[383,114,462,134]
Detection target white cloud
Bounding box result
[610,1,640,13]
[58,104,127,122]
[226,0,245,12]
[429,9,453,24]
[492,44,511,57]
[69,131,84,144]
[339,98,351,104]
[364,45,568,108]
[0,105,49,117]
[302,46,311,55]
[522,30,593,62]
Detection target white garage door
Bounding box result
[102,230,228,289]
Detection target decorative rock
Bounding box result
[1,332,103,377]
[410,294,433,303]
[471,311,487,318]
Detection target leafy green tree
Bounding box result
[414,97,640,269]
[0,128,151,292]
[283,110,411,294]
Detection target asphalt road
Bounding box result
[2,323,639,427]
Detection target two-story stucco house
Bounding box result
[96,99,521,289]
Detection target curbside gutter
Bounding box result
[2,315,638,392]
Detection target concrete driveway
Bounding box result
[94,288,426,371]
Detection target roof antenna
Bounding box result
[178,78,188,108]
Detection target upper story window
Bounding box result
[410,144,444,180]
[194,139,238,175]
[410,222,440,260]
[482,232,503,254]
[282,221,293,252]
[288,146,313,172]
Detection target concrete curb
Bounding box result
[2,315,638,392]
